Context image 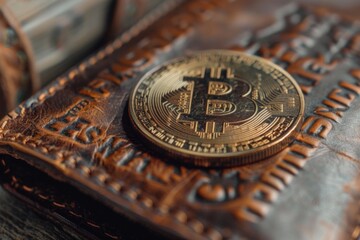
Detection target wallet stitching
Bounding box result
[0,158,120,239]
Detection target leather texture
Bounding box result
[1,0,360,239]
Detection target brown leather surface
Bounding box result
[1,0,360,239]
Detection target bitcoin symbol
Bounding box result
[178,68,257,139]
[129,50,304,167]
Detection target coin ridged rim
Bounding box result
[129,50,305,167]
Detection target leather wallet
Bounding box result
[1,0,360,239]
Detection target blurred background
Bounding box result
[0,0,168,117]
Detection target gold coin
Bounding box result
[129,50,304,167]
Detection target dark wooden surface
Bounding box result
[0,187,83,240]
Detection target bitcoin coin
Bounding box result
[129,50,304,167]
